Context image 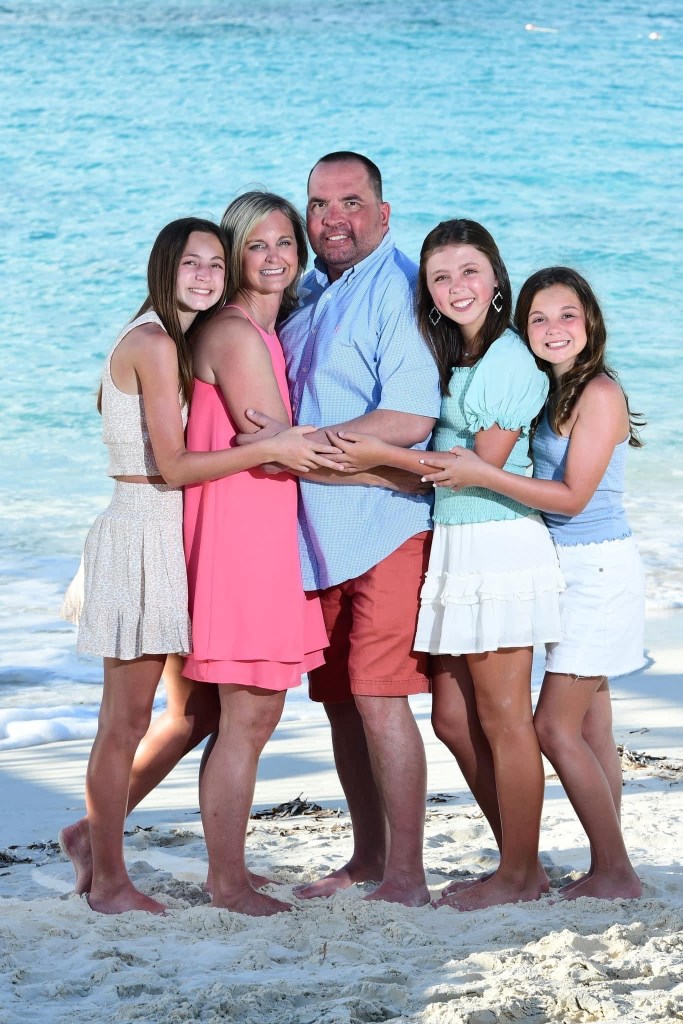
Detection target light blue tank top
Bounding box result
[532,407,632,545]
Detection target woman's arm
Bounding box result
[195,312,290,432]
[133,327,340,486]
[235,411,426,490]
[420,378,629,516]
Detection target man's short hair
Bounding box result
[308,152,383,201]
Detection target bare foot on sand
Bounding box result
[440,861,550,898]
[211,885,292,916]
[249,870,280,889]
[205,867,279,894]
[364,876,430,907]
[86,883,167,915]
[59,820,92,895]
[294,859,384,900]
[559,870,591,895]
[560,868,642,901]
[433,870,541,911]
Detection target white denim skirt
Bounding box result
[414,515,564,655]
[63,481,191,660]
[545,535,646,678]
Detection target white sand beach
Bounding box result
[1,609,682,1024]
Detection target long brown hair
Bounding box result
[221,191,308,323]
[416,219,512,395]
[514,267,644,448]
[98,217,228,411]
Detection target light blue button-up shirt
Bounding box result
[279,232,441,590]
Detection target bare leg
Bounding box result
[353,694,429,907]
[583,680,623,816]
[200,684,291,916]
[295,699,387,899]
[432,654,502,857]
[560,679,623,891]
[85,655,168,914]
[432,653,548,899]
[60,655,220,893]
[432,655,500,897]
[535,673,641,900]
[435,647,544,911]
[197,728,274,894]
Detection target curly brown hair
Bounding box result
[514,267,644,448]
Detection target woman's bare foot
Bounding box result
[211,884,292,916]
[58,820,92,894]
[433,870,541,911]
[440,860,550,898]
[364,876,430,907]
[294,858,384,900]
[560,868,642,901]
[86,882,167,915]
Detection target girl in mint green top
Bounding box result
[433,328,548,525]
[334,219,564,913]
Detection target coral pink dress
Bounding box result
[183,307,328,689]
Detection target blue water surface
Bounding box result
[0,0,681,730]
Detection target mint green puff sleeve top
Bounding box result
[432,330,549,526]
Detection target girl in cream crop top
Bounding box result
[101,309,187,478]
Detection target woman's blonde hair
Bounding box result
[221,191,308,321]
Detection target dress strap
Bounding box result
[223,304,276,337]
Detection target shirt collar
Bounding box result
[313,230,395,289]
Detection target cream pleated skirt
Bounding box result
[63,481,191,660]
[414,515,565,655]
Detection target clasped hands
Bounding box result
[236,410,484,488]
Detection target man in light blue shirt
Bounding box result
[279,153,441,906]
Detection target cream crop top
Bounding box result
[101,309,187,477]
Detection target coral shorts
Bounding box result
[308,531,432,702]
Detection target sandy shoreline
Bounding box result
[1,609,682,1023]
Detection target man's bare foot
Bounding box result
[364,876,430,907]
[560,868,642,901]
[433,870,541,911]
[86,883,167,915]
[211,885,292,916]
[58,820,92,895]
[440,860,550,898]
[294,860,384,900]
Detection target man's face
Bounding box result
[306,160,390,280]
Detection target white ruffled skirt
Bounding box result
[414,515,565,655]
[62,481,191,660]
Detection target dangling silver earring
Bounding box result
[491,291,503,313]
[428,306,442,326]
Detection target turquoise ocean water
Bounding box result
[1,0,681,748]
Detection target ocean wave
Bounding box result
[0,704,98,750]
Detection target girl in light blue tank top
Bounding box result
[423,267,645,901]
